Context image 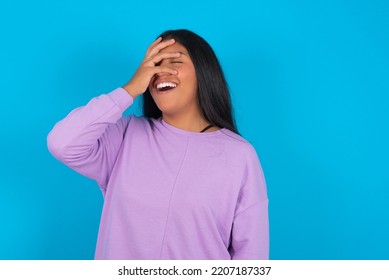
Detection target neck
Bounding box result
[162,112,213,132]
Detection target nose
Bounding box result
[151,72,172,87]
[153,58,177,80]
[155,72,170,78]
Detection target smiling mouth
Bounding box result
[156,82,178,93]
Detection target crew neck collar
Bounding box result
[160,117,227,136]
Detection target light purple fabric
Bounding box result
[47,87,269,260]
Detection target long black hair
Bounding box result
[142,29,240,135]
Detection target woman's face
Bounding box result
[149,42,198,116]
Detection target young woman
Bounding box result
[47,29,269,260]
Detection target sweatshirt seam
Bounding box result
[159,138,190,259]
[234,198,268,218]
[107,89,132,111]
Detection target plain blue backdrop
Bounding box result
[0,0,388,259]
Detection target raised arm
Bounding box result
[47,37,181,191]
[47,88,133,190]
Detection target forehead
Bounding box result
[160,42,189,55]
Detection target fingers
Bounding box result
[146,38,176,59]
[142,37,179,84]
[153,66,178,75]
[147,36,162,51]
[148,51,181,64]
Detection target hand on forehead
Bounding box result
[160,41,188,56]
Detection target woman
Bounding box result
[47,29,269,260]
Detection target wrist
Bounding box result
[122,84,139,99]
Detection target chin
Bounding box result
[154,101,178,115]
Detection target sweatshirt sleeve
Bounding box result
[229,144,269,260]
[47,87,133,192]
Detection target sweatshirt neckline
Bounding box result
[160,118,227,136]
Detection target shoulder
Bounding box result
[122,113,151,127]
[218,129,261,167]
[221,129,258,154]
[119,114,162,137]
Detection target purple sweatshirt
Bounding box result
[47,87,269,260]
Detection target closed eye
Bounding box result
[171,61,183,64]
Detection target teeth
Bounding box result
[157,82,177,89]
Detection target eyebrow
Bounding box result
[178,51,188,56]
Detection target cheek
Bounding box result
[179,68,197,90]
[148,85,155,96]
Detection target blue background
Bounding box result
[0,0,388,259]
